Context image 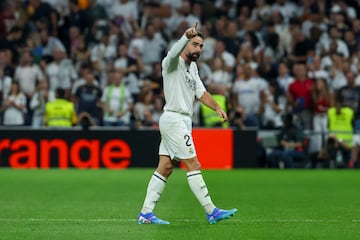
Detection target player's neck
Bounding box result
[181,53,192,65]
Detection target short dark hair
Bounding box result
[196,31,204,40]
[56,88,66,99]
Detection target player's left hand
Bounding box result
[216,108,228,122]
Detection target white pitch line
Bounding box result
[0,218,359,223]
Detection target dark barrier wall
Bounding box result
[233,130,258,168]
[0,129,257,169]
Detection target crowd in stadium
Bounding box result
[1,0,360,167]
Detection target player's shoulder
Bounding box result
[162,55,181,74]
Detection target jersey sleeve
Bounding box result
[194,67,206,99]
[162,35,189,74]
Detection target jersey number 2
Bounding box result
[184,135,192,146]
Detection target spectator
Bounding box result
[277,17,301,60]
[307,54,330,84]
[287,63,314,129]
[67,25,83,58]
[60,0,88,35]
[101,71,133,127]
[0,47,14,79]
[143,62,163,96]
[214,40,236,73]
[2,81,26,126]
[267,113,306,168]
[337,71,360,132]
[114,42,144,100]
[74,70,102,125]
[0,49,12,103]
[141,23,167,75]
[263,31,283,64]
[69,29,90,72]
[151,95,164,128]
[329,7,349,34]
[237,44,259,71]
[90,27,117,81]
[317,93,354,168]
[290,28,314,64]
[232,64,263,128]
[30,79,55,127]
[324,43,347,91]
[198,23,216,63]
[45,87,77,127]
[168,0,200,32]
[45,47,77,97]
[311,78,332,153]
[71,63,99,98]
[0,26,25,67]
[206,56,232,96]
[321,25,349,59]
[261,81,284,129]
[301,3,326,38]
[0,0,17,39]
[344,29,358,54]
[229,106,247,130]
[15,50,44,99]
[85,0,108,42]
[77,111,97,130]
[212,15,227,40]
[270,0,300,24]
[27,0,59,36]
[221,20,241,57]
[111,0,138,24]
[14,48,43,125]
[309,26,324,57]
[240,31,263,65]
[39,28,66,59]
[351,19,360,45]
[133,88,154,128]
[250,0,272,22]
[276,61,294,100]
[128,27,144,60]
[24,32,43,65]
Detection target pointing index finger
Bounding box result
[194,21,198,31]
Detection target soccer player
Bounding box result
[137,22,237,224]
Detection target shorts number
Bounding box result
[184,135,192,146]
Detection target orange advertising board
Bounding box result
[191,128,233,169]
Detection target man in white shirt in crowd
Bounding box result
[100,70,133,127]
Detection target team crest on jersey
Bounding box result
[185,74,196,91]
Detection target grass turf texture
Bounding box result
[0,169,359,240]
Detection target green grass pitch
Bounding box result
[0,169,359,240]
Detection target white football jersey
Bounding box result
[161,35,206,116]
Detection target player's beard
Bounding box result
[186,52,200,62]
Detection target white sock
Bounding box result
[187,170,216,214]
[141,171,167,214]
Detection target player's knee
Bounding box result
[157,163,173,178]
[183,157,201,171]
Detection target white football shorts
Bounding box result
[158,111,197,160]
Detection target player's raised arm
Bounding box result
[163,22,199,73]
